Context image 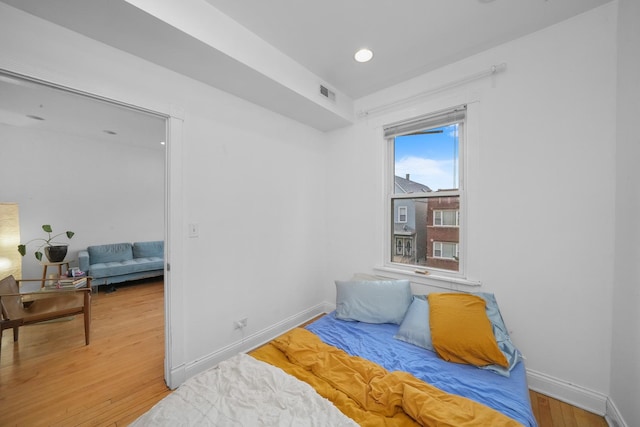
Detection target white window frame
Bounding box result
[398,206,408,223]
[378,102,478,287]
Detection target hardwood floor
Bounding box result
[1,279,608,426]
[0,279,170,426]
[529,391,608,427]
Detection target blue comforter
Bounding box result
[306,312,537,427]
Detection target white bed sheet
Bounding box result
[130,353,357,427]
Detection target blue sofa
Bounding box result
[78,241,164,290]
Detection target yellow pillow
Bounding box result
[428,293,509,368]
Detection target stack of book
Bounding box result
[45,275,88,289]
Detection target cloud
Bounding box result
[396,156,456,191]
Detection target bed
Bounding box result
[132,280,538,426]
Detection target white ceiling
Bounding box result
[0,72,167,150]
[0,0,613,133]
[203,0,613,98]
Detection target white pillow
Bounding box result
[335,279,412,324]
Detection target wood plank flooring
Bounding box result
[529,391,608,427]
[1,279,608,426]
[0,279,170,426]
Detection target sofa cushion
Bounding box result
[133,241,164,259]
[89,257,164,279]
[88,243,133,264]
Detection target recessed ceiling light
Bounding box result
[103,130,117,135]
[354,48,374,63]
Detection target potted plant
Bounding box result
[18,224,75,263]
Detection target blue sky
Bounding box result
[394,124,459,191]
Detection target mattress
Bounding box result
[305,312,537,427]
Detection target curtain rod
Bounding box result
[356,62,507,118]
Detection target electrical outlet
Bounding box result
[234,318,248,329]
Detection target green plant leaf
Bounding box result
[18,224,74,260]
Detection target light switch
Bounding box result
[188,223,199,238]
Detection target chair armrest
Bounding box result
[15,278,46,291]
[78,250,90,272]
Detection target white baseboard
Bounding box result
[605,397,628,427]
[527,369,608,416]
[166,364,185,390]
[179,303,332,381]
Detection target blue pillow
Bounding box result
[473,292,522,376]
[392,291,522,377]
[335,279,412,324]
[394,295,434,351]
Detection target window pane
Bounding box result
[434,211,442,225]
[394,124,459,194]
[444,211,456,226]
[434,246,442,257]
[398,206,407,223]
[391,196,460,271]
[441,243,456,258]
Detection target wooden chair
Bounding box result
[0,275,92,358]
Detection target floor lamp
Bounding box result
[0,202,21,280]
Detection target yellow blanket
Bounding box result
[250,328,522,427]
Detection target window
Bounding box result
[386,106,465,273]
[434,210,459,227]
[398,206,407,223]
[433,242,459,260]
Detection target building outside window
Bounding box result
[426,197,460,270]
[392,178,429,265]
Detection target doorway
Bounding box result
[0,69,171,381]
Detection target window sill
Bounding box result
[373,265,481,291]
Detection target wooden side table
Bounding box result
[41,260,71,284]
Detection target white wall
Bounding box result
[2,2,636,423]
[179,94,329,363]
[0,3,328,376]
[611,0,640,425]
[0,123,164,280]
[326,3,617,413]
